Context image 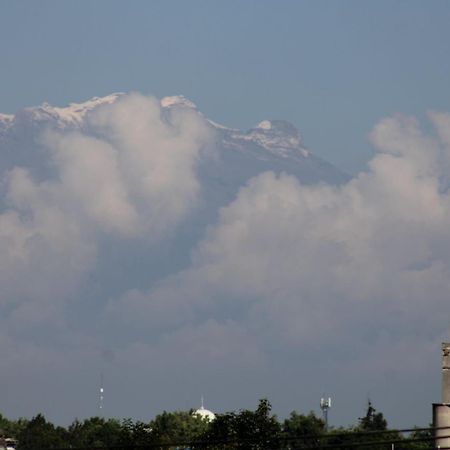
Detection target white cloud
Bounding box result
[85,93,213,238]
[3,97,450,426]
[108,112,450,373]
[0,93,213,323]
[44,131,139,236]
[0,167,96,307]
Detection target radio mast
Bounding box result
[98,372,104,415]
[320,396,331,429]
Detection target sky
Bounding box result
[1,1,450,174]
[1,0,450,430]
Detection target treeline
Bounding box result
[0,399,433,449]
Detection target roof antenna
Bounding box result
[201,395,204,409]
[99,372,104,415]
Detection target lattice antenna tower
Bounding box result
[320,396,331,429]
[99,372,104,415]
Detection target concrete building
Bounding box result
[433,342,450,449]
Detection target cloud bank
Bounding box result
[0,95,449,427]
[110,113,450,345]
[105,112,450,424]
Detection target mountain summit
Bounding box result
[231,119,306,158]
[0,93,348,190]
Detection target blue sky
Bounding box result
[2,1,450,173]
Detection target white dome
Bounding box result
[193,406,216,421]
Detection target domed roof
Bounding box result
[193,405,216,421]
[193,397,215,421]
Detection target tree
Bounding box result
[282,411,325,448]
[324,402,394,450]
[353,401,398,450]
[358,400,387,431]
[149,410,210,448]
[124,420,154,447]
[66,416,123,448]
[17,414,66,450]
[405,426,433,450]
[0,414,27,440]
[202,399,281,449]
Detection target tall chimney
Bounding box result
[443,343,450,403]
[433,343,450,449]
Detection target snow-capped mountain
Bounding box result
[12,93,124,128]
[0,93,349,287]
[0,93,347,188]
[162,94,348,188]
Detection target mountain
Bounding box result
[0,93,350,289]
[0,93,354,333]
[161,94,348,187]
[0,93,347,188]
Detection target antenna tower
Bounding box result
[320,396,331,429]
[99,372,104,415]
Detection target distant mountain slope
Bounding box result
[0,93,348,190]
[0,93,350,288]
[163,95,348,188]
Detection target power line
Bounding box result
[47,426,450,450]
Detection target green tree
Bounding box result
[125,420,154,447]
[202,399,281,449]
[66,416,123,448]
[149,410,210,448]
[405,426,433,450]
[0,414,27,440]
[324,427,361,450]
[282,411,325,448]
[358,401,387,432]
[352,401,398,450]
[17,414,66,450]
[324,402,397,450]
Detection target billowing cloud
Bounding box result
[105,112,450,425]
[42,93,213,238]
[110,113,450,339]
[1,96,450,427]
[0,93,212,332]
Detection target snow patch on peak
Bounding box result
[0,113,14,123]
[161,95,197,109]
[41,93,124,125]
[0,113,14,131]
[250,120,303,148]
[206,119,237,131]
[230,119,309,158]
[256,120,272,130]
[16,93,124,127]
[252,120,300,137]
[63,93,124,112]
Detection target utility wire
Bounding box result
[47,428,450,450]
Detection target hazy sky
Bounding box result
[1,0,450,430]
[1,1,450,173]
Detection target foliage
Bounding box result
[357,400,387,432]
[0,398,436,450]
[17,414,66,450]
[0,414,27,440]
[405,426,433,449]
[201,398,281,449]
[65,416,124,448]
[282,411,325,448]
[148,410,210,448]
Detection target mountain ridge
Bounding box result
[0,93,348,187]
